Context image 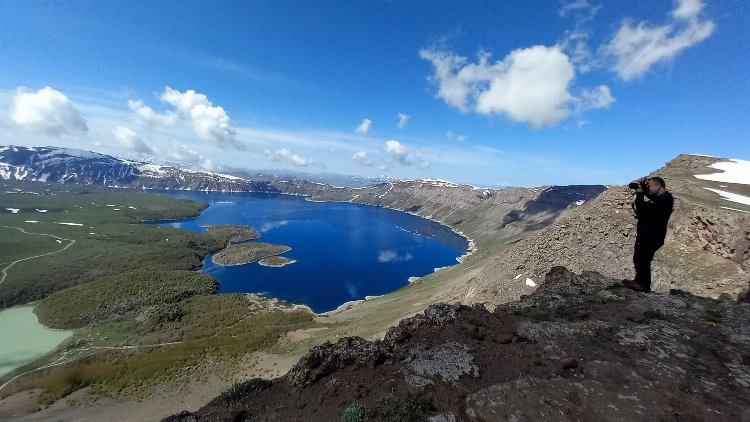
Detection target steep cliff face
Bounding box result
[165,267,750,422]
[305,180,606,248]
[462,155,750,306]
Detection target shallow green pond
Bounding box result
[0,305,72,377]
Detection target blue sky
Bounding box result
[0,0,748,187]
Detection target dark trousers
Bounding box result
[633,239,662,291]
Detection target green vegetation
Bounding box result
[203,224,260,242]
[341,402,366,422]
[212,242,291,266]
[259,256,295,267]
[0,182,323,407]
[35,270,218,328]
[0,183,230,308]
[9,294,316,404]
[353,394,435,422]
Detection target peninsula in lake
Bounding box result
[205,224,293,267]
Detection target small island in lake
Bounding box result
[258,256,296,267]
[213,242,292,266]
[202,224,260,243]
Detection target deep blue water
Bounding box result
[152,191,467,313]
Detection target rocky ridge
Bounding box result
[460,154,750,307]
[166,267,750,421]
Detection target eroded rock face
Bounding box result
[166,267,750,422]
[287,337,389,388]
[467,155,750,307]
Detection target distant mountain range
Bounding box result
[0,145,282,192]
[0,145,608,242]
[0,145,388,191]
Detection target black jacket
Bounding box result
[633,191,674,245]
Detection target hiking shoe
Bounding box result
[622,279,650,293]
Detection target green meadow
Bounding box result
[0,181,319,405]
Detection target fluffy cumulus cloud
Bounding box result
[266,148,312,167]
[384,140,429,168]
[397,113,411,129]
[355,118,372,135]
[352,150,375,167]
[127,99,178,126]
[385,140,407,157]
[420,46,611,127]
[159,87,242,149]
[603,0,715,81]
[110,126,155,155]
[10,87,88,135]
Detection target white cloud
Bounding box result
[673,0,704,20]
[384,140,430,168]
[421,45,610,128]
[603,0,715,81]
[165,140,214,170]
[446,131,467,142]
[419,49,473,111]
[10,87,88,135]
[355,118,372,135]
[127,99,178,126]
[558,0,601,73]
[352,150,375,167]
[385,140,407,156]
[160,87,242,149]
[397,113,411,129]
[267,148,312,167]
[571,85,615,113]
[378,250,414,263]
[110,126,156,155]
[475,46,573,127]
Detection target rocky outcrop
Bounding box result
[165,267,750,421]
[462,155,750,306]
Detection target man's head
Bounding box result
[646,176,667,196]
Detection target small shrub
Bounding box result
[342,402,366,422]
[369,394,434,422]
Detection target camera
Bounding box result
[628,180,648,191]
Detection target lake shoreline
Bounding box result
[0,304,73,379]
[153,190,471,315]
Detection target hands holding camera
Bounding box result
[628,177,648,194]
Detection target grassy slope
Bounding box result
[0,181,320,406]
[13,294,315,405]
[0,181,227,308]
[35,270,219,328]
[0,179,581,411]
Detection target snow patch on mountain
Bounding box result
[704,188,750,206]
[694,159,750,185]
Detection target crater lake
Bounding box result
[152,191,468,313]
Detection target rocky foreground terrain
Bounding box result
[451,155,750,307]
[3,147,749,421]
[166,267,750,421]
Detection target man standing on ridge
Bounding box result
[623,176,674,293]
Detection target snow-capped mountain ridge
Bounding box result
[0,145,265,192]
